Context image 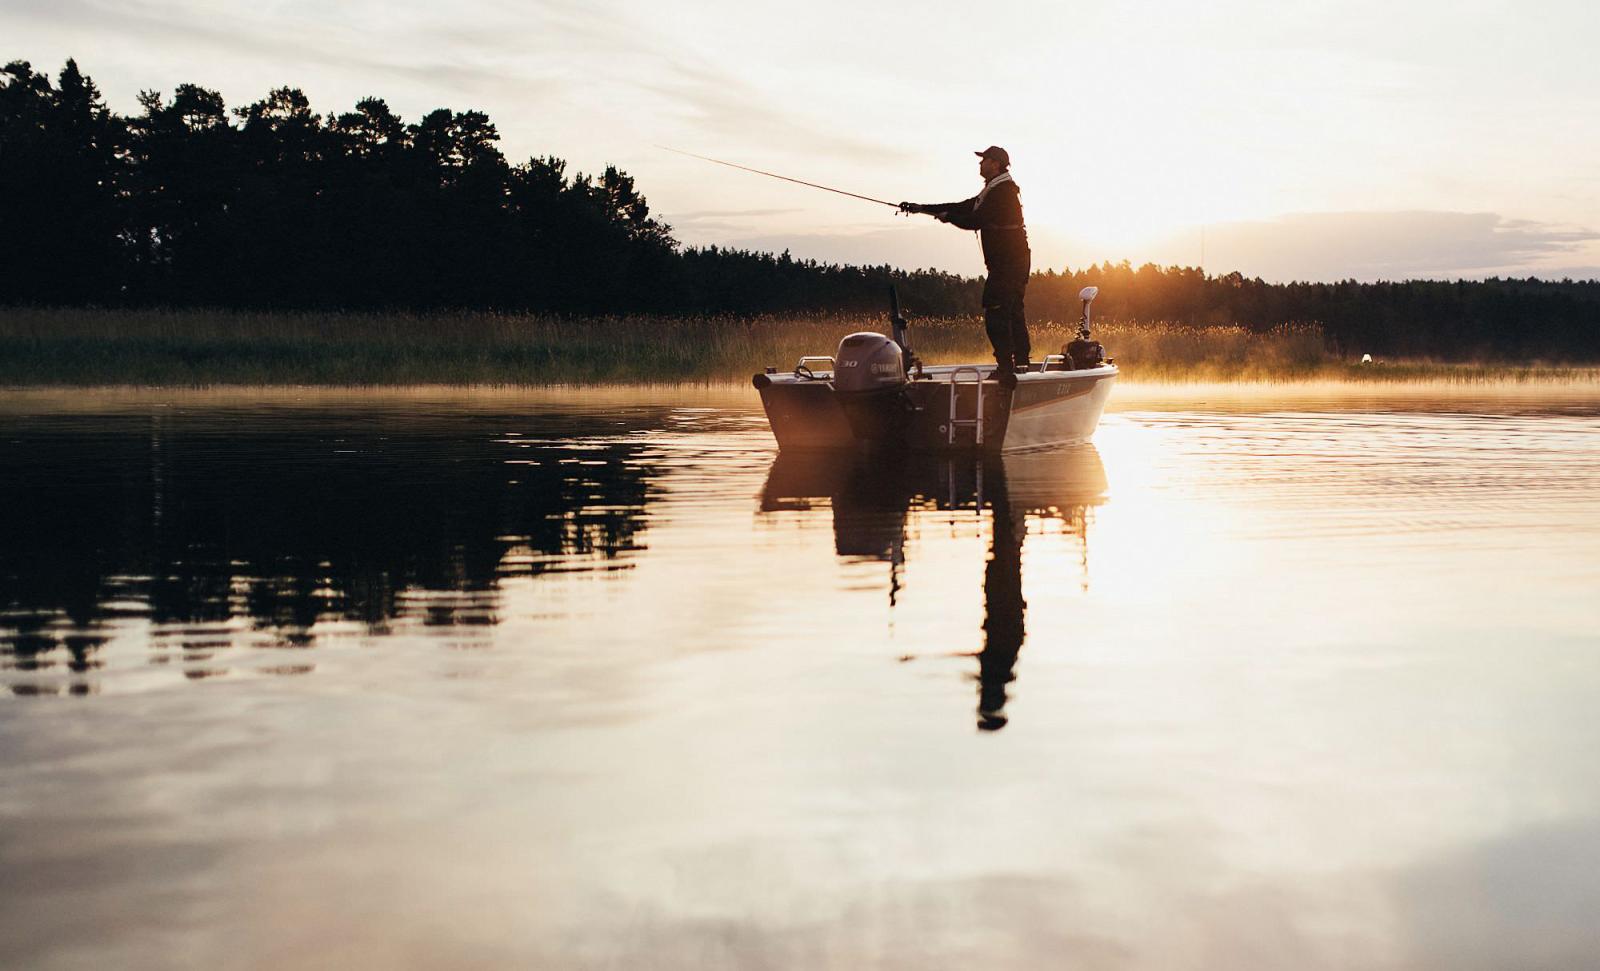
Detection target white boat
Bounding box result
[753,287,1116,452]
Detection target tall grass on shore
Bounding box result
[1,307,1594,386]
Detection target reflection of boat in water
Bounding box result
[753,288,1117,452]
[760,445,1107,537]
[760,445,1107,731]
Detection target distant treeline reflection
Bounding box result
[4,58,1599,358]
[0,412,655,687]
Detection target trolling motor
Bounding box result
[1064,286,1108,370]
[887,286,923,377]
[890,286,909,350]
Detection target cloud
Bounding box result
[668,208,804,222]
[1160,211,1600,283]
[663,208,809,235]
[637,59,907,167]
[8,1,497,90]
[663,210,1600,283]
[702,225,986,274]
[4,0,905,166]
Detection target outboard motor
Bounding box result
[1064,285,1108,370]
[833,331,908,442]
[834,332,904,393]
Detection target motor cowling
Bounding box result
[833,332,906,393]
[831,331,909,443]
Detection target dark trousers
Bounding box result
[982,265,1030,370]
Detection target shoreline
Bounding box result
[5,357,1598,391]
[5,307,1599,390]
[5,378,1599,420]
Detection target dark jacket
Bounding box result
[925,176,1030,278]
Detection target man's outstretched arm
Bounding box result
[899,195,980,226]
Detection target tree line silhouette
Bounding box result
[4,58,1598,358]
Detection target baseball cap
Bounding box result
[974,145,1010,167]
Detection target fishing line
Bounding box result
[657,146,901,210]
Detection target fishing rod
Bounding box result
[658,146,903,211]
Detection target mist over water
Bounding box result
[3,388,1600,969]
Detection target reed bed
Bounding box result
[1,307,1595,386]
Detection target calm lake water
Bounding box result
[4,385,1600,970]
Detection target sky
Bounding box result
[6,0,1599,281]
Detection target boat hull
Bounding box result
[755,364,1117,452]
[1001,368,1117,450]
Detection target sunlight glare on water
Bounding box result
[2,386,1599,970]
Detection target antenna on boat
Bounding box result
[1078,286,1099,339]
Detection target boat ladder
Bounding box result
[947,367,986,446]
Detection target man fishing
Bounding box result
[900,147,1031,388]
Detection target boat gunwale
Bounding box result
[757,363,1119,386]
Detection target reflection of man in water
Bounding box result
[978,478,1027,730]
